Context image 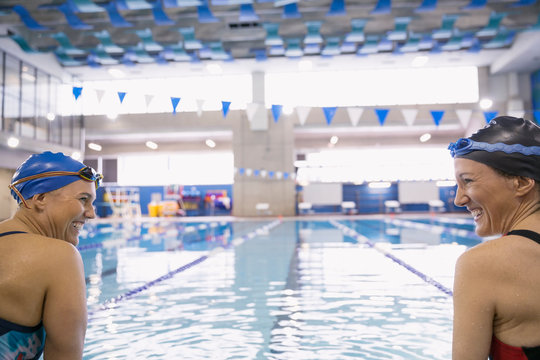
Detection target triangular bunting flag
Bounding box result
[196,99,205,117]
[271,104,282,123]
[484,111,498,123]
[222,101,231,118]
[346,107,364,126]
[246,103,260,122]
[95,89,105,104]
[283,172,289,179]
[375,108,389,126]
[430,110,445,126]
[401,109,418,126]
[323,107,337,125]
[253,169,260,177]
[296,106,311,126]
[145,94,154,108]
[117,91,126,104]
[456,109,472,128]
[170,97,181,114]
[72,86,83,100]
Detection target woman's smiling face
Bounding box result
[43,179,97,246]
[453,158,518,237]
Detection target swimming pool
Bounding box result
[78,215,481,359]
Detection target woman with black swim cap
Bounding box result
[0,151,102,360]
[450,116,540,360]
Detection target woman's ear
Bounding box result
[30,193,48,211]
[514,176,536,197]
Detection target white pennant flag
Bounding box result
[196,99,205,117]
[456,109,473,128]
[95,89,105,104]
[296,106,311,126]
[346,107,364,126]
[246,103,260,123]
[144,94,155,109]
[401,109,418,126]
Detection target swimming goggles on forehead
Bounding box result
[448,138,540,158]
[9,166,103,190]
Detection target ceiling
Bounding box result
[0,0,539,79]
[0,0,539,155]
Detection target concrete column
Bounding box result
[232,71,296,217]
[506,72,526,118]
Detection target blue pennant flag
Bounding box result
[222,101,231,117]
[239,168,245,175]
[171,97,181,114]
[534,110,540,124]
[430,110,445,126]
[283,172,289,179]
[117,91,126,103]
[271,104,282,123]
[268,171,275,178]
[483,111,498,123]
[323,107,337,125]
[375,108,389,126]
[72,86,83,100]
[253,169,260,177]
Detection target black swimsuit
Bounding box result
[489,230,540,360]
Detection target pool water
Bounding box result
[78,215,481,359]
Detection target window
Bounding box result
[265,66,479,107]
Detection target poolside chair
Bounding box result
[341,201,357,215]
[384,200,401,214]
[255,202,271,216]
[298,202,312,215]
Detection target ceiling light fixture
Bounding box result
[7,136,19,148]
[411,55,429,67]
[88,142,102,151]
[107,112,118,120]
[330,135,339,145]
[282,105,294,115]
[46,112,56,121]
[108,68,126,78]
[71,151,81,160]
[479,98,493,109]
[206,139,216,148]
[146,141,158,150]
[298,59,313,71]
[368,181,391,189]
[206,63,222,74]
[419,133,431,142]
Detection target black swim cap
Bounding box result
[449,116,540,181]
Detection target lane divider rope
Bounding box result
[88,220,281,318]
[329,220,453,297]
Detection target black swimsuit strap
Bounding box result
[506,229,540,245]
[0,231,27,237]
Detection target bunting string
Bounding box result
[70,86,540,125]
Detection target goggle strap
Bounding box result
[450,139,540,157]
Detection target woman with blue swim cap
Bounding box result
[0,151,102,360]
[449,116,540,360]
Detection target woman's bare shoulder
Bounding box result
[456,237,508,272]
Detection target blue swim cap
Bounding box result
[449,116,540,181]
[10,151,93,203]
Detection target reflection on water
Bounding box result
[82,217,471,359]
